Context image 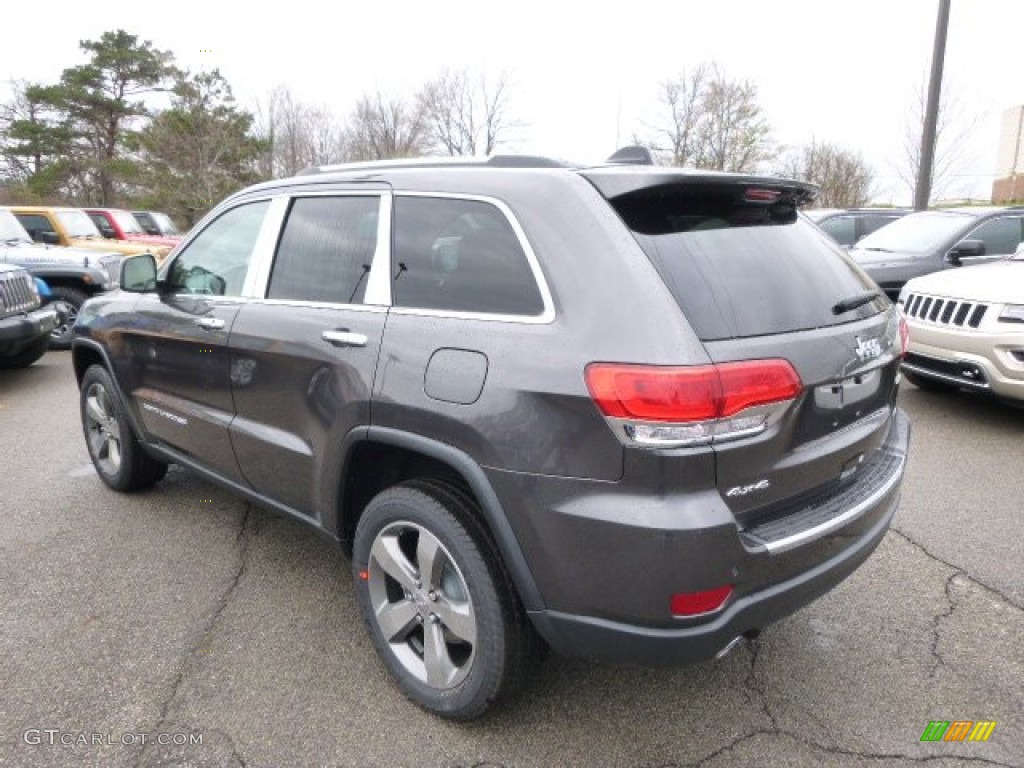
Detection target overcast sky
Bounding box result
[4,0,1022,204]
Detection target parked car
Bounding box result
[849,206,1024,298]
[804,208,910,248]
[898,246,1024,403]
[73,153,911,719]
[10,206,171,262]
[0,263,58,368]
[85,207,181,251]
[0,208,123,349]
[132,210,182,238]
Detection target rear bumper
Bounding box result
[0,306,57,346]
[529,493,896,664]
[490,408,910,665]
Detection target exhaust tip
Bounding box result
[715,636,744,660]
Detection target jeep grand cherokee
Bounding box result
[72,152,911,719]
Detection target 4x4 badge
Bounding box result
[855,336,883,361]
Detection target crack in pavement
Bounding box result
[133,503,254,768]
[891,527,1024,612]
[678,729,1016,767]
[928,571,959,679]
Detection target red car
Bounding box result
[84,208,181,251]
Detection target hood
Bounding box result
[68,236,166,257]
[904,260,1024,304]
[848,247,917,267]
[0,241,123,265]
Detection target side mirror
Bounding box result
[947,239,985,265]
[36,231,60,245]
[120,253,158,292]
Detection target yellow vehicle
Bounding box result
[10,206,172,263]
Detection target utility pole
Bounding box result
[915,0,952,210]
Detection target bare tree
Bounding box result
[645,63,772,172]
[345,91,428,161]
[697,67,771,173]
[896,78,978,203]
[418,69,517,156]
[254,85,347,178]
[648,65,709,167]
[778,140,875,208]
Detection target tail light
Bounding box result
[585,359,802,448]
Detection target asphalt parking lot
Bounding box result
[1,352,1021,768]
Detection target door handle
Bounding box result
[321,330,368,348]
[196,317,225,330]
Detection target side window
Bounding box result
[89,213,116,238]
[14,214,53,239]
[391,196,545,316]
[820,216,856,246]
[168,201,270,296]
[966,217,1023,256]
[267,196,379,305]
[860,215,898,240]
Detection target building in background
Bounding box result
[992,105,1024,203]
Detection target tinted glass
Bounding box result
[88,213,116,237]
[966,216,1022,256]
[14,214,53,237]
[168,201,270,295]
[268,196,379,305]
[820,216,856,246]
[392,196,544,315]
[609,184,884,341]
[860,214,902,238]
[854,211,972,254]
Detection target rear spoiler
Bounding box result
[581,167,818,207]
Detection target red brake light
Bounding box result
[744,188,781,202]
[671,585,734,616]
[585,360,801,423]
[899,314,909,358]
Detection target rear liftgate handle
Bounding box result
[195,317,226,330]
[321,329,368,348]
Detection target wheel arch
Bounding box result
[334,426,545,612]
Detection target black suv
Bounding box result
[849,206,1024,297]
[73,154,911,719]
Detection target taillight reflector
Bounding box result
[899,314,909,358]
[671,585,734,616]
[585,360,801,423]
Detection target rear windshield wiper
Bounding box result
[832,291,882,315]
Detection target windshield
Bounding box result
[57,209,103,238]
[112,210,144,234]
[853,211,971,254]
[152,212,179,235]
[0,210,32,242]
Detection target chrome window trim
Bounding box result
[243,196,291,298]
[242,297,388,314]
[388,191,556,325]
[364,192,393,306]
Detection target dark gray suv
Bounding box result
[72,154,911,719]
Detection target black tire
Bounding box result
[0,336,48,369]
[903,369,956,393]
[352,479,534,720]
[80,365,168,491]
[48,285,89,350]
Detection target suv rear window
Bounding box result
[606,184,885,341]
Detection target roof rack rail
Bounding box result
[298,154,570,176]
